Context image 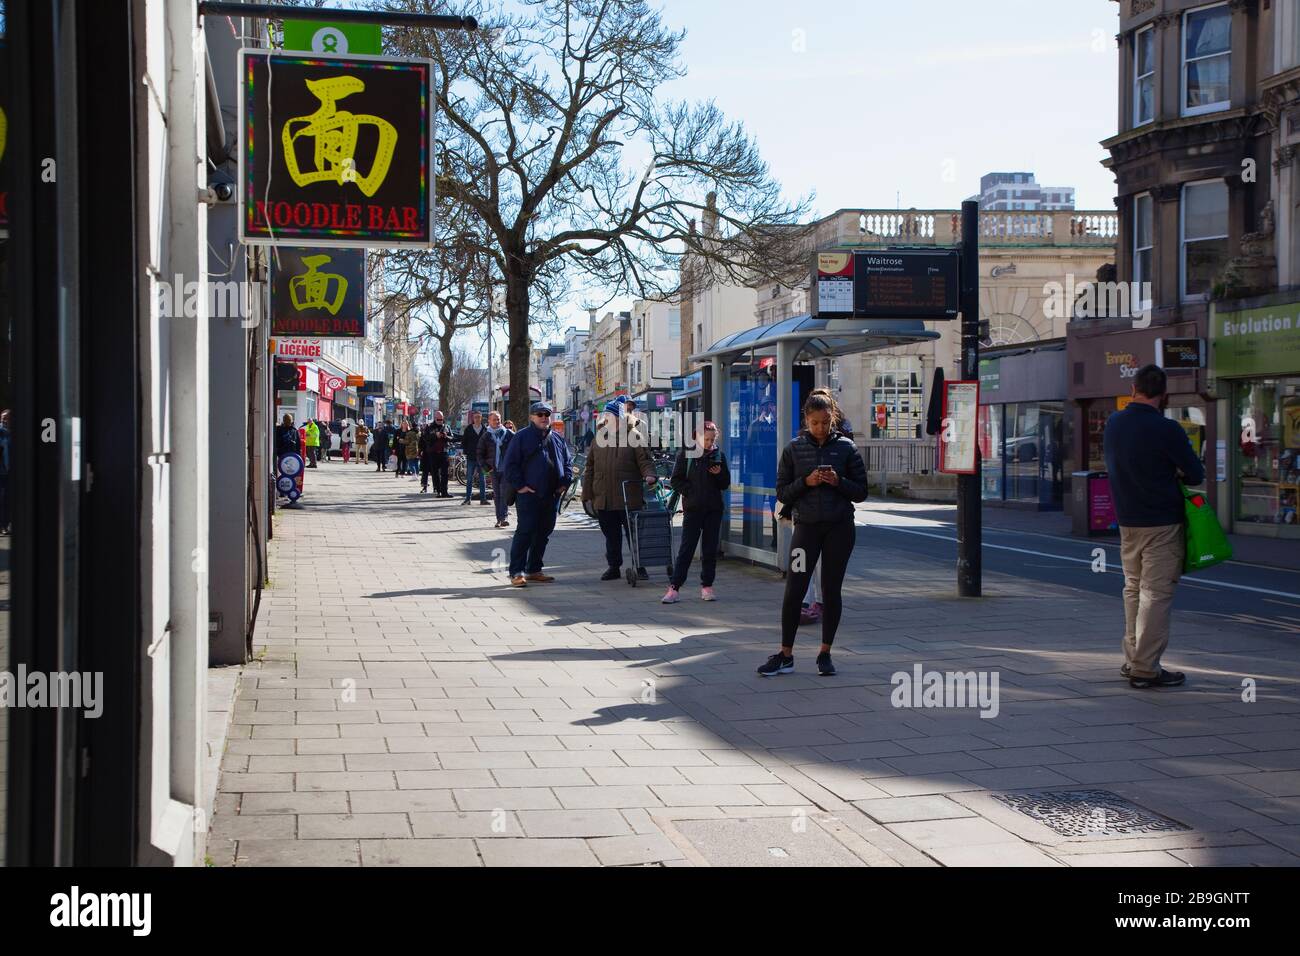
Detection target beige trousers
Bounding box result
[1119,524,1184,679]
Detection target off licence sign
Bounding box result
[239,50,434,248]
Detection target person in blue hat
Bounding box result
[500,402,572,587]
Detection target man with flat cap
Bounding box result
[500,402,572,587]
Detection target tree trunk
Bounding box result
[436,332,454,418]
[505,268,532,428]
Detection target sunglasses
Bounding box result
[533,412,552,419]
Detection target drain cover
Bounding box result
[993,790,1190,837]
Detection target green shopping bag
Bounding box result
[1182,484,1232,573]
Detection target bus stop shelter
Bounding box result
[688,315,940,569]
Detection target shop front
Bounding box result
[1066,319,1214,521]
[1212,294,1300,538]
[977,343,1068,510]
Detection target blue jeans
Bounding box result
[509,491,559,576]
[464,461,488,501]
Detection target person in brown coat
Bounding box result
[583,411,658,581]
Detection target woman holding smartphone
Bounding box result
[663,421,730,603]
[760,392,868,677]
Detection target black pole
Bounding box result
[957,200,982,597]
[197,2,479,31]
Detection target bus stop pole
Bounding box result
[957,200,982,597]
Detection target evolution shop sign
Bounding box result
[239,50,435,248]
[1213,298,1300,378]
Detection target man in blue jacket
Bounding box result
[501,402,572,587]
[1104,364,1206,690]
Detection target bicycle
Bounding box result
[560,453,587,513]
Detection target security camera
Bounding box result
[201,179,235,205]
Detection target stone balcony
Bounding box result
[814,209,1118,248]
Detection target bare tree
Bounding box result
[371,196,498,414]
[441,347,487,423]
[377,0,812,425]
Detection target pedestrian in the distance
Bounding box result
[500,402,572,587]
[429,411,452,496]
[403,422,419,478]
[479,411,514,528]
[341,419,355,464]
[462,411,489,506]
[372,419,391,472]
[663,421,729,603]
[354,421,370,465]
[303,419,320,468]
[583,409,657,581]
[760,391,868,678]
[275,415,302,491]
[394,421,411,477]
[1104,364,1206,689]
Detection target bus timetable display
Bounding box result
[811,249,960,320]
[855,251,960,319]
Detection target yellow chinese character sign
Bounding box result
[240,50,434,249]
[289,255,348,314]
[271,248,367,337]
[281,76,397,198]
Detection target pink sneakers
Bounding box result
[701,587,717,602]
[799,602,822,624]
[661,587,681,604]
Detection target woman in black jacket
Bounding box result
[663,421,730,603]
[759,392,868,678]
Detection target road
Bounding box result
[854,503,1300,639]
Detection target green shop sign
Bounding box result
[1213,302,1300,378]
[282,21,382,56]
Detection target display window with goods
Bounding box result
[1234,377,1300,533]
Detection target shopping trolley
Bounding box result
[621,478,675,587]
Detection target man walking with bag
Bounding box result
[1104,364,1206,690]
[500,403,571,587]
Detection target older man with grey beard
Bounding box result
[478,411,514,528]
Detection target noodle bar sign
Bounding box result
[239,49,435,248]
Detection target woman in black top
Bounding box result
[759,392,868,677]
[663,421,731,603]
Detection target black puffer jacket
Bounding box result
[775,431,868,524]
[669,447,731,513]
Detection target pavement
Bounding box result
[209,460,1300,867]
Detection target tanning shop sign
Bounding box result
[239,49,435,248]
[271,247,367,337]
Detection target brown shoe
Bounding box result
[510,576,528,588]
[525,573,555,583]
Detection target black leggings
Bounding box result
[781,520,855,648]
